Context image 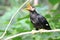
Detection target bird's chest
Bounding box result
[30,14,39,24]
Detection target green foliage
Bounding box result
[49,0,60,5]
[0,0,60,40]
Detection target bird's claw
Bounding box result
[31,30,36,34]
[39,29,45,33]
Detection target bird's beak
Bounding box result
[25,3,32,10]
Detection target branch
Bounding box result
[5,29,60,40]
[0,0,32,39]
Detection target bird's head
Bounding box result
[25,3,35,11]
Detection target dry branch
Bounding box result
[0,0,32,39]
[5,29,60,40]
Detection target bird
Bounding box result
[25,3,51,30]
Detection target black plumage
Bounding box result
[30,10,51,30]
[26,4,51,30]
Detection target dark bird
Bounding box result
[25,3,51,30]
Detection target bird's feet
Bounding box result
[31,30,36,34]
[39,29,45,33]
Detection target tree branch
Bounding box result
[0,0,32,39]
[5,29,60,40]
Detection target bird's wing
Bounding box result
[37,15,51,30]
[37,15,46,24]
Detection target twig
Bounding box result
[5,29,60,40]
[0,0,32,39]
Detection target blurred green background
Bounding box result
[0,0,60,40]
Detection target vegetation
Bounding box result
[0,0,60,40]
